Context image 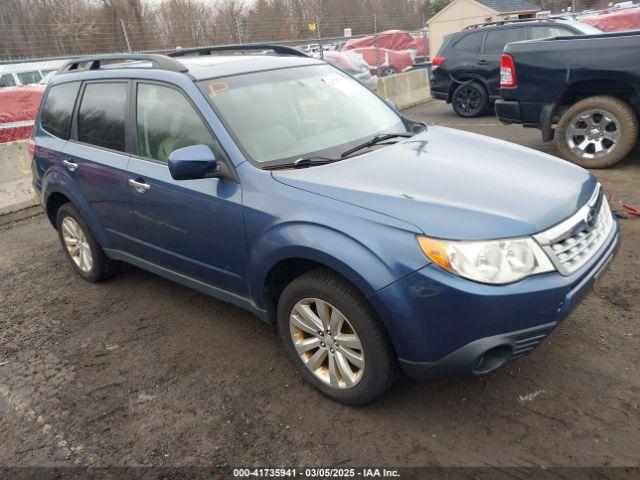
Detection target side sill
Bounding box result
[104,248,271,323]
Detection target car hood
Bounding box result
[272,126,597,240]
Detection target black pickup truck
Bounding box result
[495,30,640,168]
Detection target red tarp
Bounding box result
[351,47,415,75]
[581,7,640,31]
[343,30,428,58]
[0,84,45,143]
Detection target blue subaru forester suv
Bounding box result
[31,46,620,404]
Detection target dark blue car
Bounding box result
[31,47,620,404]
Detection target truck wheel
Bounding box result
[56,203,119,282]
[451,81,488,118]
[277,268,395,405]
[555,96,639,168]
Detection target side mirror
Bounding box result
[168,144,218,181]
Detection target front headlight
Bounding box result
[417,235,555,285]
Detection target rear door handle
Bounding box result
[63,160,78,172]
[477,59,488,65]
[128,178,150,193]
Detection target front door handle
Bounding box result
[128,178,151,193]
[63,160,78,172]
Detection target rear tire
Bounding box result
[451,81,488,118]
[555,95,638,168]
[277,268,395,405]
[56,203,119,282]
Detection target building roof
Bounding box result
[474,0,541,13]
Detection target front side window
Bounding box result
[484,28,527,54]
[453,32,483,54]
[41,82,81,140]
[78,82,127,152]
[136,83,223,163]
[198,65,406,165]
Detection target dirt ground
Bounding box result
[0,101,638,470]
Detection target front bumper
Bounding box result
[370,225,620,379]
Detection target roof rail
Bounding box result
[58,53,188,74]
[464,17,569,29]
[167,43,308,58]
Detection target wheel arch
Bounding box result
[251,222,413,321]
[552,79,640,124]
[447,75,489,103]
[43,171,109,247]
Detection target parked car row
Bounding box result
[430,18,640,168]
[429,18,601,118]
[0,60,65,88]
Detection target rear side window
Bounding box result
[78,82,128,152]
[530,26,574,39]
[41,82,81,140]
[1,74,16,87]
[17,71,42,85]
[484,28,527,54]
[453,32,483,54]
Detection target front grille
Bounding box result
[535,185,614,276]
[508,324,555,360]
[549,199,613,274]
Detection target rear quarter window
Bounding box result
[453,32,483,54]
[41,82,81,140]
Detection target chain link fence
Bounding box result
[0,14,429,79]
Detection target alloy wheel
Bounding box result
[566,109,620,160]
[289,298,365,389]
[61,217,93,273]
[454,86,481,115]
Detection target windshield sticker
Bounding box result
[208,81,229,97]
[321,73,357,96]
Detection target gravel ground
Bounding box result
[0,101,639,470]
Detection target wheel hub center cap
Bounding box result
[590,128,601,139]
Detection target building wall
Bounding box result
[428,1,537,56]
[428,0,497,55]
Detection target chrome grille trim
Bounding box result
[534,184,614,276]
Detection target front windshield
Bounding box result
[198,65,407,165]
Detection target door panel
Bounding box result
[57,80,138,251]
[61,142,137,250]
[448,31,484,80]
[126,81,248,295]
[126,158,247,295]
[476,27,527,97]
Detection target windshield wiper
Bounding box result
[264,156,338,170]
[339,132,414,158]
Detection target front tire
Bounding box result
[277,269,395,405]
[451,81,488,118]
[555,96,639,168]
[56,203,119,282]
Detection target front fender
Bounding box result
[42,168,110,247]
[251,220,428,310]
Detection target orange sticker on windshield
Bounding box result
[208,81,229,97]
